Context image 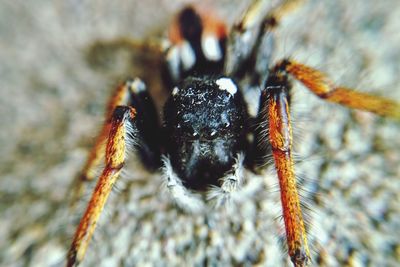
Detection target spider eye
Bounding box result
[178,123,199,139]
[207,130,218,139]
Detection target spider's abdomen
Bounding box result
[163,76,248,190]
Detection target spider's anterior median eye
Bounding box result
[178,122,199,139]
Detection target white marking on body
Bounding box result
[161,39,171,52]
[129,78,146,94]
[201,34,222,61]
[172,86,179,96]
[179,41,196,71]
[161,156,205,213]
[216,77,238,96]
[243,85,261,117]
[166,46,180,82]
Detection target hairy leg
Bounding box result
[70,79,160,207]
[253,56,400,266]
[225,0,305,78]
[67,79,160,266]
[257,70,310,266]
[67,105,136,267]
[273,59,400,119]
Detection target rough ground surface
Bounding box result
[1,0,400,266]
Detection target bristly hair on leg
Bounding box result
[161,156,205,213]
[207,153,246,208]
[124,118,138,157]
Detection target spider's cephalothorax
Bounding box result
[67,2,400,267]
[163,76,249,190]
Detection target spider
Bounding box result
[66,1,400,266]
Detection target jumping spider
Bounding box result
[67,1,400,266]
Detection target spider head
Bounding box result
[163,76,248,190]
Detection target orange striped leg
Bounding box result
[70,80,142,207]
[265,75,309,266]
[81,81,137,181]
[66,106,136,267]
[275,59,400,119]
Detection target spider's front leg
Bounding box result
[67,79,160,267]
[68,81,138,207]
[67,105,135,267]
[69,77,160,208]
[258,71,310,266]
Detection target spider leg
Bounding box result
[68,81,133,209]
[66,105,136,267]
[227,0,305,120]
[225,0,304,78]
[273,59,400,119]
[257,70,310,266]
[163,6,228,86]
[80,81,136,182]
[70,79,160,207]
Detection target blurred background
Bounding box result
[0,0,399,266]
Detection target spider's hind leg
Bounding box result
[225,0,305,79]
[163,6,228,87]
[227,0,304,121]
